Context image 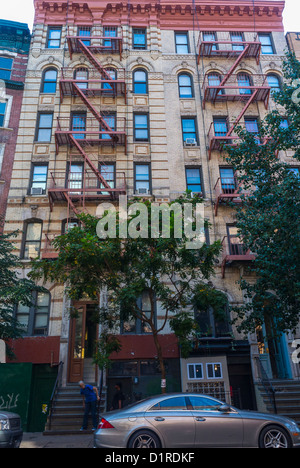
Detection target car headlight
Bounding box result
[0,419,10,431]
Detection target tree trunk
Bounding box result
[152,331,167,394]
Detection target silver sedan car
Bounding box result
[94,393,300,448]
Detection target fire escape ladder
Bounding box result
[212,44,251,105]
[227,89,259,137]
[77,39,113,81]
[69,134,111,190]
[219,44,251,88]
[72,83,115,135]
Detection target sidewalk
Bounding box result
[20,432,94,448]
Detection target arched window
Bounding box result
[194,304,231,338]
[207,72,224,95]
[41,68,58,94]
[133,69,148,94]
[237,73,252,95]
[178,73,194,98]
[267,74,281,93]
[74,67,89,90]
[102,67,117,92]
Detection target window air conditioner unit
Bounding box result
[185,138,197,146]
[31,187,44,195]
[137,188,149,195]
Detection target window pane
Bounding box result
[38,129,52,141]
[245,119,259,133]
[267,75,280,91]
[134,114,148,140]
[39,114,53,128]
[32,166,47,190]
[179,74,193,98]
[24,242,41,259]
[134,70,146,82]
[189,396,221,410]
[195,365,203,379]
[48,28,61,48]
[186,168,201,192]
[49,29,61,40]
[158,397,187,410]
[0,57,13,69]
[136,165,149,180]
[44,70,57,81]
[188,364,195,379]
[26,223,42,241]
[238,74,252,95]
[37,292,50,308]
[133,29,146,48]
[214,119,228,136]
[259,34,273,54]
[207,363,213,378]
[231,32,244,51]
[203,32,217,50]
[0,57,13,80]
[175,33,189,53]
[0,102,7,127]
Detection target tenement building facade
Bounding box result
[4,0,300,418]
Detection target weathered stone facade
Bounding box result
[4,1,300,408]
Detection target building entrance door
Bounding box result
[68,303,98,383]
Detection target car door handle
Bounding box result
[195,417,206,422]
[154,417,165,422]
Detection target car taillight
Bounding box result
[98,418,115,429]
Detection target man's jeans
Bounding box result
[82,400,98,429]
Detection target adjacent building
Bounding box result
[0,20,31,225]
[3,0,300,430]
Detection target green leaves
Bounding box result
[0,222,45,357]
[225,52,300,335]
[29,194,227,369]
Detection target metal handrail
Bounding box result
[255,357,277,414]
[48,361,64,430]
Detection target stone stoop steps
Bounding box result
[258,380,300,425]
[44,383,107,435]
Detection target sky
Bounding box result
[0,0,299,32]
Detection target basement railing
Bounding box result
[255,356,277,414]
[48,361,64,431]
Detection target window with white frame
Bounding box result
[187,363,203,380]
[206,362,222,379]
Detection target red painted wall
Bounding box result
[7,336,61,364]
[110,334,180,360]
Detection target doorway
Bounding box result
[68,303,99,383]
[256,318,292,380]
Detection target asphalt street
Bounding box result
[20,432,94,448]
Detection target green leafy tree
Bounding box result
[224,52,300,335]
[0,221,44,358]
[30,194,228,392]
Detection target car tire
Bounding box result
[128,429,161,449]
[258,425,292,449]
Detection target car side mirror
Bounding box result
[218,404,231,413]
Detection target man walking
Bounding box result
[79,381,100,431]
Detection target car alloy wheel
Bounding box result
[259,425,291,449]
[129,430,161,449]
